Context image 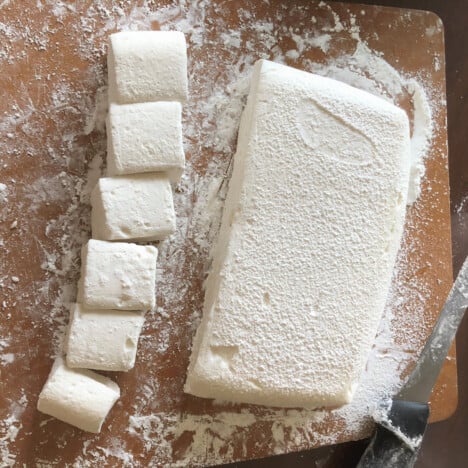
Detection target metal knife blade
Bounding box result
[397,254,468,403]
[358,254,468,467]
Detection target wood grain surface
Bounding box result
[0,0,463,466]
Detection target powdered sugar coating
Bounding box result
[37,358,120,434]
[0,1,446,466]
[185,60,411,408]
[108,30,188,104]
[91,174,176,241]
[78,239,158,310]
[106,101,185,181]
[66,303,145,371]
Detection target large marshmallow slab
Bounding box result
[66,303,145,371]
[37,358,120,433]
[185,60,411,409]
[108,31,188,104]
[106,102,185,182]
[78,239,158,310]
[91,174,176,241]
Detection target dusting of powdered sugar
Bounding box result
[406,79,434,203]
[310,40,433,205]
[0,0,443,466]
[0,183,8,203]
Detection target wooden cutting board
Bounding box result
[0,1,455,466]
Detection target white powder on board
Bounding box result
[0,393,27,467]
[0,0,442,466]
[311,41,433,204]
[0,183,8,203]
[406,79,434,203]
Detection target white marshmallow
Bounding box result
[106,102,185,182]
[91,174,176,241]
[66,303,145,371]
[108,31,188,104]
[78,239,158,311]
[37,357,120,433]
[185,60,411,409]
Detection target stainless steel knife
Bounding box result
[357,255,468,468]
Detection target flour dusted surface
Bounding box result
[0,1,448,466]
[185,60,411,408]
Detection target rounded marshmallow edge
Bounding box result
[77,239,158,311]
[37,357,120,433]
[107,30,188,105]
[90,174,176,242]
[106,101,185,181]
[65,303,146,372]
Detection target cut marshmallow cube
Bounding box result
[78,239,158,310]
[66,303,145,371]
[108,30,188,104]
[37,357,120,433]
[106,101,185,182]
[91,174,176,241]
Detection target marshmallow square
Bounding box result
[108,31,188,104]
[91,174,176,241]
[66,303,146,372]
[37,358,120,433]
[106,101,185,182]
[78,239,158,310]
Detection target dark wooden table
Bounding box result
[226,1,468,467]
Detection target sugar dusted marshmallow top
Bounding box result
[78,239,158,311]
[66,303,146,371]
[108,30,188,104]
[185,60,411,409]
[37,358,120,433]
[91,173,176,242]
[106,101,185,181]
